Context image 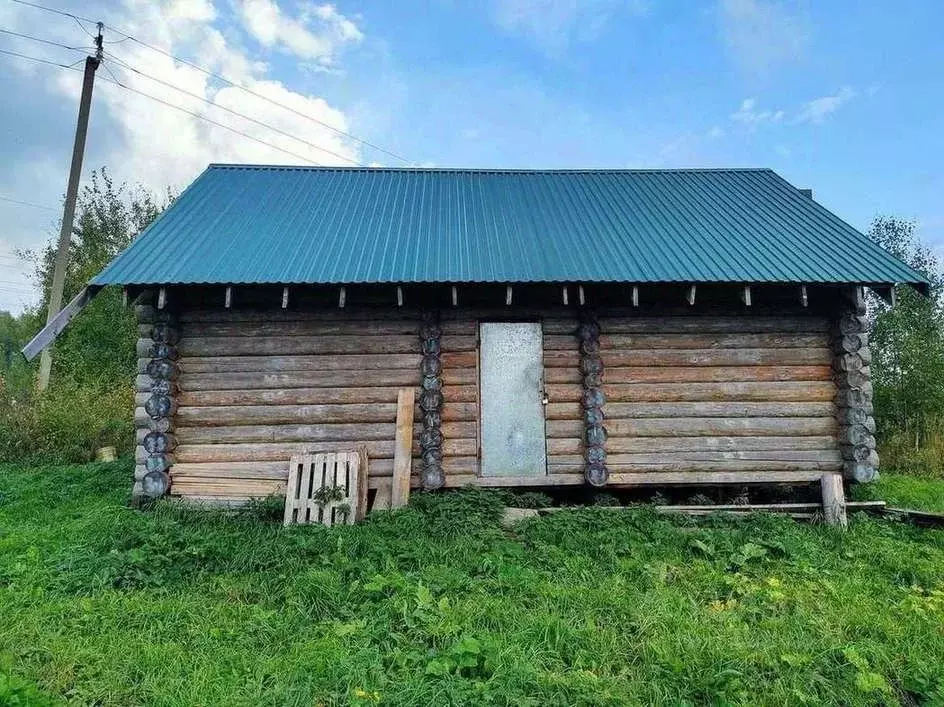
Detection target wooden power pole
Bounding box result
[37,23,103,391]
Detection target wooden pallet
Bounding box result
[283,451,366,526]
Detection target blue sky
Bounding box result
[0,0,941,313]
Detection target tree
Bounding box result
[23,168,170,386]
[867,216,944,448]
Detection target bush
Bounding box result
[878,424,944,478]
[0,378,133,464]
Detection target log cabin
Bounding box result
[26,166,928,514]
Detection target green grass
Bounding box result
[852,473,944,514]
[1,461,943,705]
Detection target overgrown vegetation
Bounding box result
[0,461,942,705]
[867,216,944,476]
[0,170,168,462]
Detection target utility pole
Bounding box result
[37,23,103,391]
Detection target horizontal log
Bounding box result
[543,335,579,351]
[440,352,477,368]
[544,368,582,384]
[442,368,477,385]
[443,385,477,403]
[605,401,835,419]
[171,479,287,497]
[178,308,426,324]
[176,400,475,426]
[178,335,425,357]
[607,459,841,473]
[178,369,420,391]
[544,383,583,403]
[546,419,583,439]
[604,365,833,384]
[185,320,422,338]
[403,469,828,488]
[605,450,842,464]
[545,403,582,421]
[175,421,476,444]
[600,333,829,350]
[598,435,837,454]
[600,348,831,367]
[178,386,410,407]
[174,438,478,463]
[606,417,837,437]
[598,316,830,334]
[603,381,836,403]
[177,403,399,426]
[439,335,477,352]
[176,353,422,374]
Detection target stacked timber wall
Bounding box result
[150,302,846,503]
[597,315,841,477]
[164,309,423,502]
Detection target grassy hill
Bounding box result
[1,460,943,705]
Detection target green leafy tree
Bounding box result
[867,216,944,451]
[0,168,170,461]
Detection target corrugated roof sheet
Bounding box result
[92,165,927,288]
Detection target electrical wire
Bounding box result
[6,0,411,163]
[0,194,58,211]
[105,50,360,165]
[0,43,325,165]
[0,27,91,53]
[0,45,80,68]
[96,64,323,166]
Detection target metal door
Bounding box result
[479,322,547,476]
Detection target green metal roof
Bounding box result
[92,165,927,289]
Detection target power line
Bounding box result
[0,45,81,68]
[0,27,91,53]
[105,50,360,166]
[96,66,323,166]
[7,0,411,163]
[0,194,58,211]
[7,0,96,27]
[0,45,326,166]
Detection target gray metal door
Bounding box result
[479,322,547,476]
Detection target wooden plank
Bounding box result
[22,286,98,361]
[178,308,426,324]
[605,401,835,419]
[177,353,422,374]
[602,381,836,403]
[600,348,832,367]
[391,389,415,509]
[178,369,419,391]
[604,365,833,384]
[599,333,828,350]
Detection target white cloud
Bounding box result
[238,0,362,67]
[706,125,725,139]
[491,0,649,53]
[794,86,856,124]
[0,0,365,312]
[730,97,784,129]
[718,0,809,76]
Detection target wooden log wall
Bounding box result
[155,298,848,502]
[596,315,842,476]
[832,291,878,481]
[133,295,179,502]
[161,309,424,501]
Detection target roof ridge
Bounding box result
[206,163,775,174]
